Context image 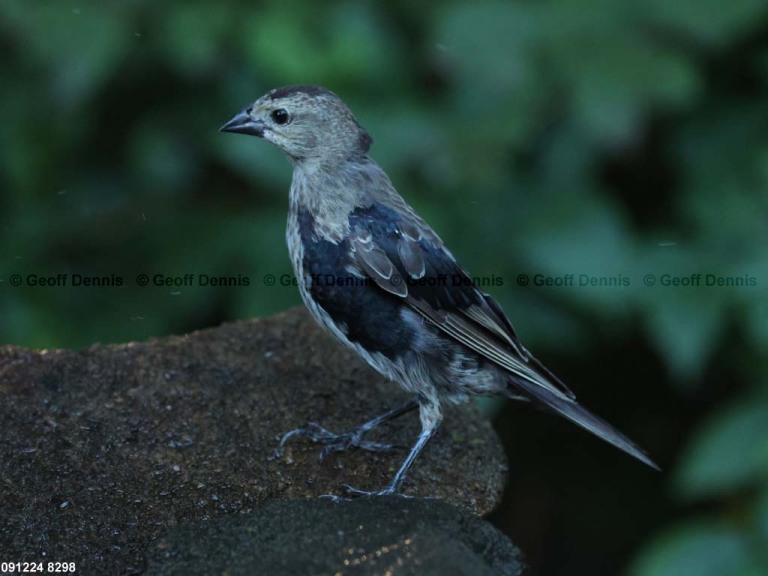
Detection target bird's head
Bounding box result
[220,85,372,165]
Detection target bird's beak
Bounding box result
[220,109,264,137]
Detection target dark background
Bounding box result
[1,2,767,574]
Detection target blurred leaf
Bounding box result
[215,134,292,189]
[628,522,752,576]
[129,122,199,194]
[364,104,450,184]
[643,288,724,382]
[524,194,637,315]
[242,1,397,86]
[756,487,768,545]
[242,2,326,81]
[675,396,768,500]
[674,103,768,243]
[436,1,537,97]
[324,3,403,86]
[532,0,700,145]
[640,0,768,45]
[158,4,232,77]
[1,1,131,106]
[746,298,768,352]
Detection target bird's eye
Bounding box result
[271,109,289,125]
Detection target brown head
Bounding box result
[220,85,372,165]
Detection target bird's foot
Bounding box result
[341,483,410,498]
[317,492,352,503]
[271,422,397,461]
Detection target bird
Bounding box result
[220,85,658,496]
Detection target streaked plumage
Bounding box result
[221,85,658,495]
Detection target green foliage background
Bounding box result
[1,1,767,574]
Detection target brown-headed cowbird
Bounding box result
[221,85,657,496]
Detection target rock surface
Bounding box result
[146,497,524,576]
[0,307,509,575]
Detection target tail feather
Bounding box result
[508,378,660,471]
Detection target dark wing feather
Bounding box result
[347,203,575,401]
[346,202,660,469]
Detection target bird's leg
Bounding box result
[272,398,418,461]
[344,400,442,496]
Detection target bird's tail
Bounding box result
[507,378,659,470]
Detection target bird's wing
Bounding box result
[347,203,576,401]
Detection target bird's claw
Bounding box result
[272,421,397,462]
[341,483,409,498]
[317,492,352,502]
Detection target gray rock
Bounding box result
[146,497,524,576]
[0,307,509,575]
